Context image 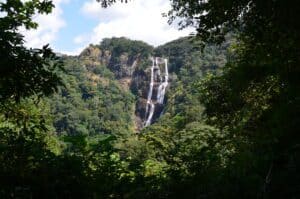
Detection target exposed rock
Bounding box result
[108,53,141,79]
[79,45,111,67]
[80,45,102,60]
[77,43,168,131]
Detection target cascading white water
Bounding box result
[156,59,169,104]
[145,103,154,126]
[144,57,169,127]
[145,58,155,126]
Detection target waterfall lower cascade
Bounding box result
[144,57,169,127]
[157,58,169,104]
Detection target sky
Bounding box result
[23,0,194,55]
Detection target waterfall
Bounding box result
[156,59,169,104]
[145,103,154,126]
[145,58,155,126]
[144,57,169,127]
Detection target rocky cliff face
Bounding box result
[77,44,165,131]
[79,45,111,70]
[70,36,227,132]
[56,37,226,136]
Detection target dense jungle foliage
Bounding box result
[1,0,299,198]
[47,55,135,137]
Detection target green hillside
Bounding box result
[46,37,226,139]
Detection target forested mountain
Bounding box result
[46,37,227,137]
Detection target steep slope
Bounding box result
[47,49,136,137]
[47,36,229,136]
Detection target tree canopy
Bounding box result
[0,0,62,102]
[168,0,300,197]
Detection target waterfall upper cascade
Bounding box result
[144,57,169,127]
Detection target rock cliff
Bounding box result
[77,41,165,131]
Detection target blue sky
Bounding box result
[54,0,99,53]
[24,0,193,55]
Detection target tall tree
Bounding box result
[0,1,65,197]
[168,0,300,197]
[0,0,62,102]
